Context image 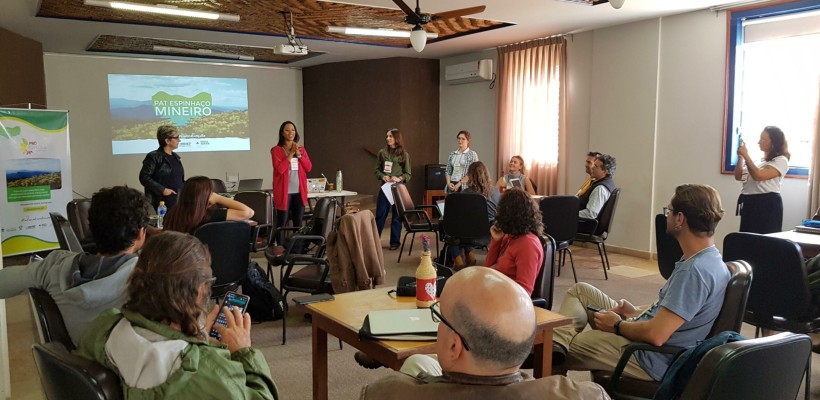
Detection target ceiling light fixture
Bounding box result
[409,24,427,52]
[609,0,625,9]
[326,26,438,39]
[84,0,240,22]
[153,45,253,61]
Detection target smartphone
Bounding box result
[586,305,603,313]
[209,291,250,340]
[293,293,335,305]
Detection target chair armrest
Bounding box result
[404,209,436,227]
[577,217,599,236]
[273,226,302,245]
[532,298,548,309]
[607,342,684,395]
[285,255,331,283]
[416,204,442,219]
[284,234,326,255]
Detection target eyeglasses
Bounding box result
[169,136,181,140]
[429,301,470,351]
[663,207,675,217]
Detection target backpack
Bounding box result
[241,261,285,322]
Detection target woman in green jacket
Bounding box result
[374,128,412,250]
[77,231,278,400]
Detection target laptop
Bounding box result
[436,199,445,217]
[238,178,263,191]
[366,309,439,336]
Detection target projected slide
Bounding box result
[109,74,249,155]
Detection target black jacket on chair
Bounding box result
[139,148,183,208]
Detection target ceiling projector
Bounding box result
[274,44,309,56]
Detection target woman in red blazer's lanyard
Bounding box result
[271,121,312,229]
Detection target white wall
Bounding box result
[441,8,810,255]
[439,49,499,178]
[44,54,303,198]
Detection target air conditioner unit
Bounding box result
[445,59,493,85]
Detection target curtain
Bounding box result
[809,85,820,218]
[496,36,567,196]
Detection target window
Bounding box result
[723,0,820,176]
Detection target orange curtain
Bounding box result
[496,36,567,196]
[809,83,820,217]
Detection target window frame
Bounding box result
[722,0,820,177]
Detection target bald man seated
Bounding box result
[359,267,609,400]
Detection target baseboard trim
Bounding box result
[574,242,655,260]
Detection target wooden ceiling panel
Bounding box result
[38,0,513,49]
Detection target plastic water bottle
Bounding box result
[336,170,343,192]
[157,201,167,229]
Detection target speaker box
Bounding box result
[425,164,447,190]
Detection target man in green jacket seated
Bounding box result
[76,231,278,400]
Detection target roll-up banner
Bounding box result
[0,108,71,256]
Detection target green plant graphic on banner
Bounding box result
[0,126,21,138]
[151,91,213,126]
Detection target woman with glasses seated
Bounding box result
[485,188,544,295]
[139,125,185,209]
[77,232,279,399]
[164,176,254,234]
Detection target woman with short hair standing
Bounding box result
[375,128,412,251]
[734,125,790,234]
[271,121,312,229]
[445,130,479,194]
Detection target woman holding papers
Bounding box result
[485,188,544,295]
[734,126,790,234]
[375,128,412,251]
[497,155,536,195]
[445,130,479,194]
[271,121,312,229]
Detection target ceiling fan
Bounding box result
[392,0,486,52]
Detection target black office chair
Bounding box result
[193,221,252,299]
[29,288,75,351]
[233,191,274,252]
[66,199,96,253]
[679,332,811,400]
[265,197,338,286]
[531,235,556,310]
[440,192,491,266]
[392,183,439,262]
[655,214,683,280]
[32,342,123,400]
[540,196,579,282]
[573,188,621,279]
[594,260,753,399]
[49,212,84,252]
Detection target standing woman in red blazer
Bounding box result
[271,121,312,229]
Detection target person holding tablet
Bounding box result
[497,155,536,195]
[734,125,790,234]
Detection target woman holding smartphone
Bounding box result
[375,128,412,251]
[272,120,312,229]
[734,126,790,234]
[76,232,278,399]
[445,130,479,194]
[164,176,254,234]
[485,188,544,295]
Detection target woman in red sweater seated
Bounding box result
[485,188,544,295]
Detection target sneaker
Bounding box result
[465,252,477,266]
[354,351,384,369]
[389,244,400,251]
[453,255,466,271]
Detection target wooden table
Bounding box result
[767,230,820,258]
[306,288,571,400]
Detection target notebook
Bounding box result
[360,309,439,340]
[508,177,523,189]
[436,199,446,217]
